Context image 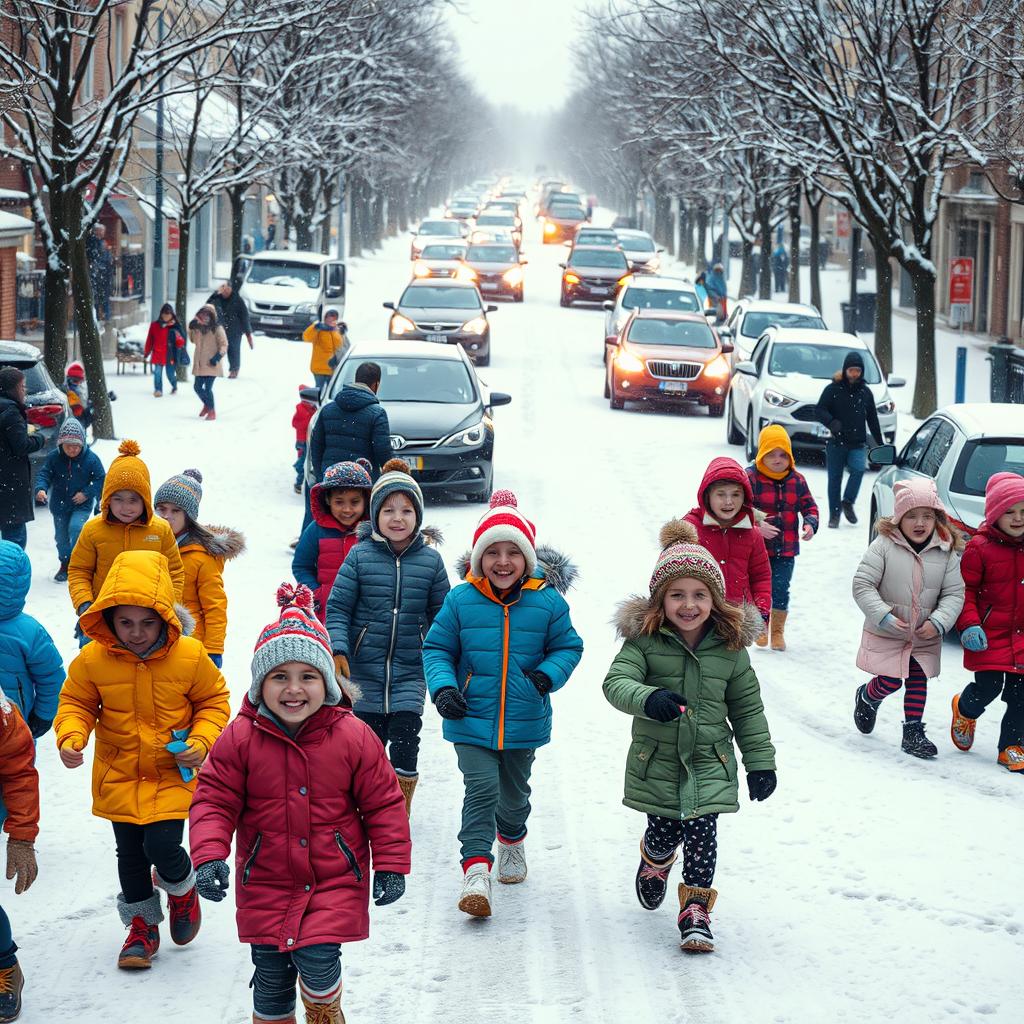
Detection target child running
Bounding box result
[852,478,965,758]
[188,584,411,1024]
[603,520,776,953]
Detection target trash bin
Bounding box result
[840,302,855,334]
[989,338,1019,403]
[855,292,876,332]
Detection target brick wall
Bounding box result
[0,246,17,337]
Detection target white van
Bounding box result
[231,250,346,336]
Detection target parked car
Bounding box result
[384,279,497,366]
[614,229,663,274]
[726,328,902,462]
[410,219,468,259]
[304,341,511,504]
[461,243,527,302]
[869,403,1024,540]
[543,203,588,244]
[560,246,630,306]
[604,310,733,414]
[233,250,346,335]
[412,241,469,280]
[602,276,702,347]
[719,299,826,363]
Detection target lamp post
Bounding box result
[151,8,165,316]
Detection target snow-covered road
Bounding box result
[17,216,1022,1024]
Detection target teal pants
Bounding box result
[454,744,536,865]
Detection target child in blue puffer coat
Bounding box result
[423,490,584,919]
[325,458,450,816]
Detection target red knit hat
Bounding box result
[985,472,1024,526]
[470,490,537,578]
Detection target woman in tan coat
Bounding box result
[190,303,228,421]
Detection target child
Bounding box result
[54,549,230,969]
[292,385,317,495]
[852,478,965,758]
[63,361,91,431]
[746,425,819,650]
[34,417,105,581]
[302,307,348,389]
[155,468,245,669]
[292,459,372,623]
[67,440,184,642]
[423,490,583,918]
[603,520,775,953]
[188,584,411,1024]
[326,459,450,816]
[189,304,228,420]
[0,699,41,1021]
[951,472,1024,772]
[144,303,186,398]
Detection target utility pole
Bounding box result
[151,8,165,315]
[849,224,861,333]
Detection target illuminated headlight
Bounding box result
[544,221,556,235]
[876,398,895,414]
[455,265,477,284]
[615,349,645,373]
[295,302,316,315]
[390,314,418,335]
[503,266,524,286]
[763,389,796,408]
[443,421,486,448]
[461,316,488,336]
[413,261,431,278]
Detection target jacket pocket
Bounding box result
[981,605,993,625]
[353,625,369,656]
[629,737,658,781]
[241,832,262,885]
[334,831,363,882]
[460,672,472,696]
[713,740,738,782]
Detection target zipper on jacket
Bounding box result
[498,606,510,750]
[353,625,369,656]
[461,672,472,695]
[981,605,993,625]
[242,832,262,885]
[334,831,363,881]
[384,556,402,715]
[16,682,25,716]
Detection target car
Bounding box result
[869,403,1024,540]
[233,250,346,335]
[412,241,469,280]
[602,276,702,346]
[461,243,527,302]
[483,199,522,219]
[726,328,902,462]
[614,229,663,274]
[473,211,521,248]
[559,245,630,306]
[719,299,827,363]
[384,279,497,366]
[604,310,733,415]
[446,201,478,220]
[542,204,588,243]
[469,226,516,248]
[571,226,620,248]
[304,341,511,503]
[409,219,468,259]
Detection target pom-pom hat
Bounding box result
[470,490,537,578]
[56,417,86,447]
[154,468,204,523]
[100,439,154,518]
[371,458,424,533]
[649,519,726,601]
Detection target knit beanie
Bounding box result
[57,417,87,447]
[312,458,373,505]
[843,350,865,373]
[154,468,203,523]
[371,458,424,533]
[754,424,793,481]
[469,490,537,578]
[892,477,946,524]
[984,471,1024,526]
[100,439,153,515]
[249,583,341,706]
[651,519,726,601]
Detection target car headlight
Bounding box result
[295,302,316,315]
[544,221,556,234]
[763,389,796,408]
[704,354,730,378]
[455,265,477,283]
[461,316,488,335]
[503,266,524,286]
[564,272,580,285]
[390,314,417,335]
[443,420,486,447]
[615,348,645,373]
[413,261,431,278]
[876,399,895,414]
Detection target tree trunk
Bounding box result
[678,198,693,265]
[42,263,70,382]
[788,178,801,303]
[696,206,708,270]
[294,171,316,251]
[758,204,772,300]
[910,266,938,417]
[348,177,365,258]
[386,185,400,236]
[175,217,192,321]
[228,185,246,261]
[740,238,756,296]
[319,179,334,256]
[808,195,823,314]
[370,190,385,249]
[872,239,893,377]
[396,186,409,233]
[654,191,672,250]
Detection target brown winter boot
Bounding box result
[300,992,345,1024]
[396,774,418,817]
[677,883,718,953]
[755,627,768,648]
[254,1016,295,1024]
[770,609,788,651]
[0,961,24,1023]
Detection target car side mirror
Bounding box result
[602,301,614,311]
[869,443,897,466]
[558,263,566,269]
[382,302,395,310]
[721,342,734,354]
[658,248,665,254]
[325,286,343,299]
[485,305,498,313]
[735,360,757,376]
[520,258,529,266]
[300,387,321,404]
[887,375,906,388]
[488,391,512,407]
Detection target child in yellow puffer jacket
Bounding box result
[301,307,347,389]
[55,549,230,969]
[154,468,245,668]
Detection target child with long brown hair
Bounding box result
[603,520,776,954]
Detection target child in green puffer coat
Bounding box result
[602,519,776,954]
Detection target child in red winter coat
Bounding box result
[144,303,186,397]
[292,386,317,494]
[189,584,410,1024]
[951,472,1024,772]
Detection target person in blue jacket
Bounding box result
[325,458,450,818]
[423,490,583,919]
[33,418,105,582]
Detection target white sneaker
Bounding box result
[457,863,492,917]
[497,838,527,884]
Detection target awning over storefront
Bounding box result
[106,196,143,236]
[129,185,181,223]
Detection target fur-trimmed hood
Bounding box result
[181,525,246,560]
[354,519,442,548]
[613,593,763,648]
[453,543,579,595]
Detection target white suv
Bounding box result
[719,299,826,364]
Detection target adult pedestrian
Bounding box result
[0,367,45,547]
[206,282,253,379]
[772,243,789,293]
[189,304,228,421]
[705,263,728,322]
[265,214,277,250]
[813,351,884,529]
[86,224,113,323]
[143,303,186,398]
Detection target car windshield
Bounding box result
[340,357,476,404]
[768,344,882,383]
[0,361,50,394]
[467,245,517,262]
[569,250,628,269]
[578,232,618,245]
[741,311,825,337]
[476,214,514,225]
[400,285,481,310]
[419,221,460,236]
[622,287,699,312]
[550,206,585,220]
[628,318,717,349]
[421,244,466,260]
[618,235,656,252]
[953,439,1024,496]
[246,260,320,288]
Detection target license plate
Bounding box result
[425,333,446,343]
[408,456,424,470]
[813,423,829,437]
[480,282,499,291]
[261,316,284,326]
[585,286,607,295]
[659,381,688,393]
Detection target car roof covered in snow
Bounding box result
[346,339,466,361]
[248,250,335,265]
[0,339,44,362]
[768,328,865,348]
[936,403,1024,438]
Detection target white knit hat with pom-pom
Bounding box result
[470,490,537,578]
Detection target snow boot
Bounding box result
[902,721,937,759]
[770,609,788,651]
[293,482,302,494]
[153,867,201,945]
[950,693,977,751]
[457,862,492,918]
[205,409,217,421]
[828,513,840,528]
[677,884,717,953]
[254,1016,295,1024]
[854,684,882,734]
[496,836,527,885]
[153,390,163,398]
[0,961,24,1022]
[755,628,768,648]
[396,774,418,818]
[116,892,162,969]
[53,561,68,583]
[998,745,1024,772]
[635,840,676,911]
[300,993,344,1024]
[199,406,210,418]
[842,500,858,524]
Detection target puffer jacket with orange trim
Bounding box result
[179,525,245,655]
[0,699,40,842]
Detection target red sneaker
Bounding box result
[167,885,202,945]
[118,916,160,969]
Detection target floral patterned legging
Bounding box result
[643,813,718,888]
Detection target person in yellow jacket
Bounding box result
[154,467,245,668]
[54,549,230,970]
[302,307,348,389]
[67,440,184,646]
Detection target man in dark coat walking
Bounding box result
[0,367,46,547]
[207,281,253,378]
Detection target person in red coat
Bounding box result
[143,303,186,398]
[291,385,317,494]
[951,472,1024,772]
[188,584,411,1024]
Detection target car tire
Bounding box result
[559,292,571,308]
[514,289,524,303]
[603,370,610,399]
[726,394,743,445]
[708,402,724,418]
[609,373,624,410]
[745,411,758,463]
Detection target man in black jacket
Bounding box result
[207,282,253,378]
[0,368,45,547]
[814,350,883,529]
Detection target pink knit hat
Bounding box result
[469,490,537,578]
[892,477,946,524]
[984,472,1024,525]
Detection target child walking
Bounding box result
[292,386,317,494]
[951,472,1024,772]
[302,308,348,389]
[188,584,411,1024]
[143,303,186,397]
[155,469,245,669]
[603,521,776,953]
[746,425,819,650]
[189,304,228,420]
[423,490,583,918]
[325,459,449,815]
[852,478,965,758]
[54,549,230,969]
[63,361,91,432]
[292,459,372,623]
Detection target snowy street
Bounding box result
[15,216,1023,1024]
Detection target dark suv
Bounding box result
[559,246,630,306]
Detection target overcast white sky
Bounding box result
[447,0,584,112]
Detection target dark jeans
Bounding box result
[0,524,26,548]
[825,441,867,517]
[357,711,422,775]
[250,942,342,1017]
[768,556,796,611]
[53,506,91,563]
[294,442,307,487]
[301,481,314,532]
[0,906,16,968]
[193,375,216,411]
[455,743,535,863]
[314,373,331,389]
[773,269,787,291]
[111,819,191,903]
[643,813,719,888]
[959,672,1024,751]
[227,333,242,373]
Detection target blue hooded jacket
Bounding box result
[309,384,392,483]
[35,445,105,516]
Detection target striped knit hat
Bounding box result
[57,417,86,447]
[154,468,204,523]
[371,458,424,533]
[470,489,537,578]
[650,519,725,600]
[249,583,341,706]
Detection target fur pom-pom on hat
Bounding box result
[118,439,141,458]
[101,438,153,516]
[659,518,698,550]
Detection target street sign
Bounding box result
[949,256,973,322]
[836,210,851,238]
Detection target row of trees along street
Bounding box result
[0,0,490,438]
[557,0,1024,417]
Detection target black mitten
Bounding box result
[434,686,468,721]
[643,689,687,723]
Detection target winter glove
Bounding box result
[372,870,405,907]
[960,625,988,652]
[828,419,843,436]
[334,653,350,680]
[643,689,687,723]
[208,653,223,668]
[73,601,91,641]
[434,686,468,721]
[6,840,37,894]
[26,712,52,740]
[195,860,230,902]
[209,352,223,366]
[525,669,552,697]
[747,770,777,802]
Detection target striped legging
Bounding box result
[866,657,928,721]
